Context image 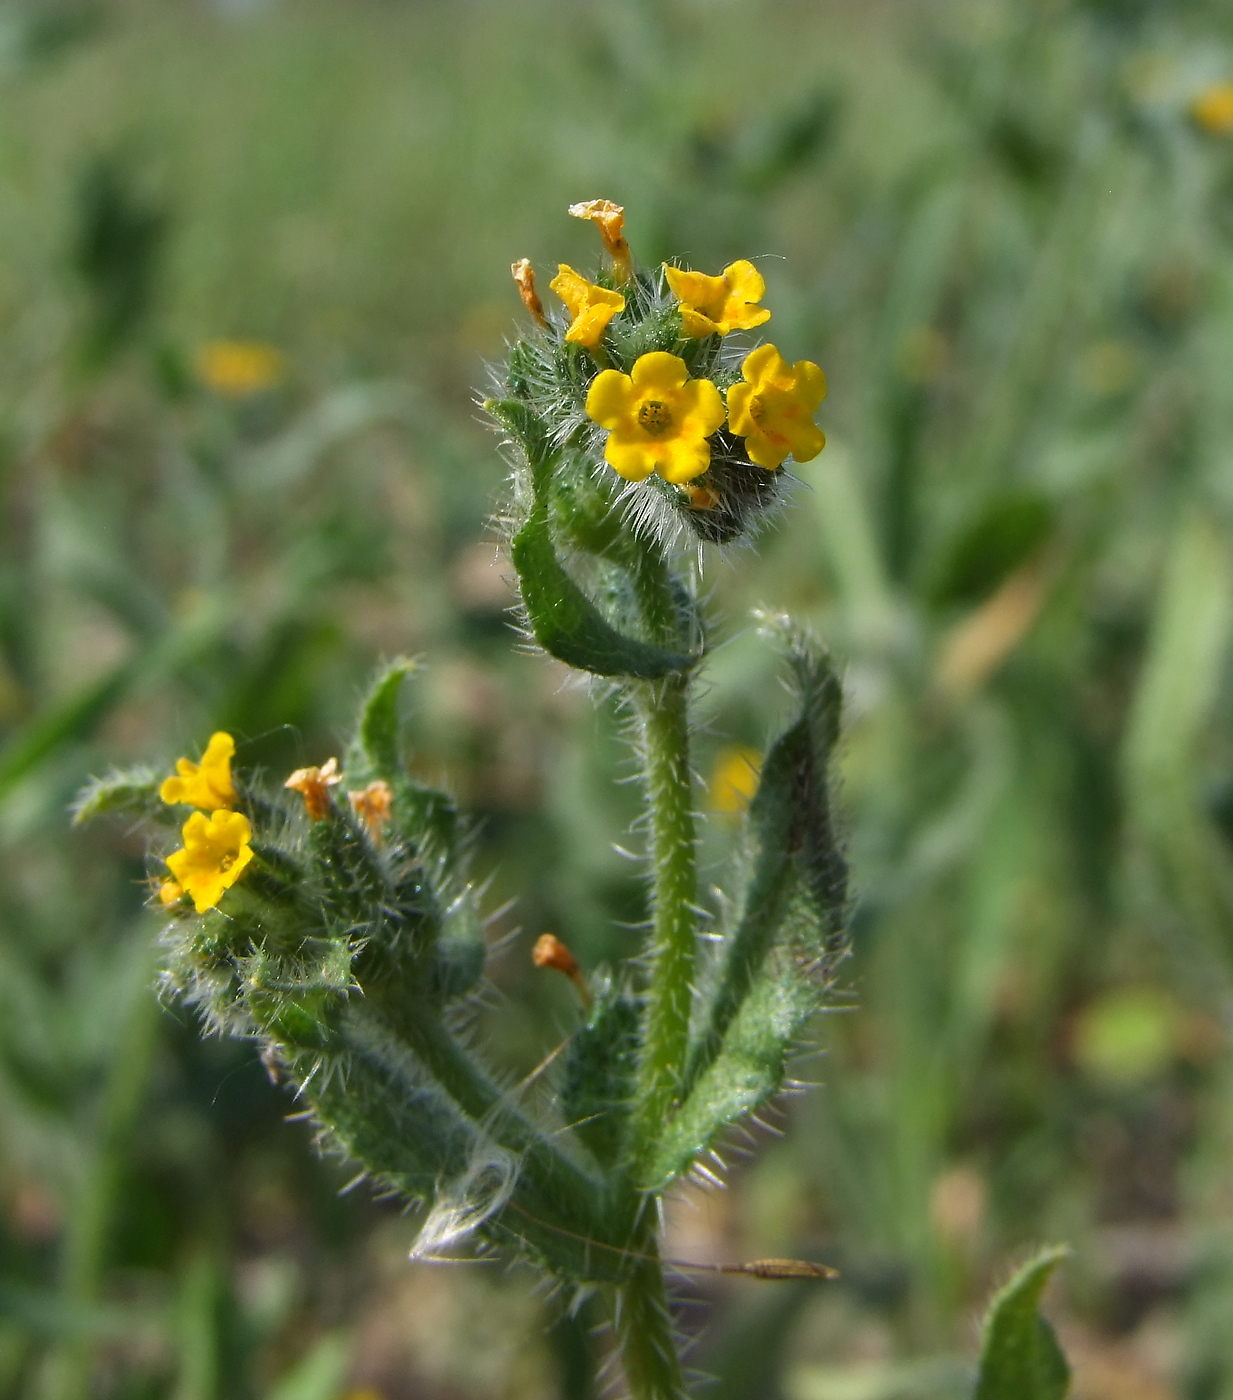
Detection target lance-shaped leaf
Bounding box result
[974,1246,1070,1400]
[511,504,694,678]
[686,627,846,1090]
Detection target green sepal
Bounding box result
[560,976,640,1163]
[974,1246,1071,1400]
[511,504,694,678]
[71,767,176,826]
[485,396,551,463]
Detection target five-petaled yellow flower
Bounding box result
[550,265,626,348]
[165,809,254,914]
[663,260,771,338]
[160,732,236,810]
[586,352,725,484]
[727,344,827,471]
[1192,82,1233,136]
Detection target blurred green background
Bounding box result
[4,0,1233,1396]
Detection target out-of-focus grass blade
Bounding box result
[263,1331,351,1400]
[0,600,228,799]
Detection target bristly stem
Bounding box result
[613,1229,690,1400]
[631,669,697,1168]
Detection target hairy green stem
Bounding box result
[631,672,697,1164]
[613,1230,689,1400]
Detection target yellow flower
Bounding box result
[726,344,827,470]
[165,809,254,914]
[1192,82,1233,135]
[349,780,394,839]
[568,199,632,282]
[285,757,342,822]
[160,732,236,810]
[663,260,771,338]
[585,351,725,485]
[710,746,762,813]
[511,258,548,328]
[194,341,285,397]
[549,265,626,348]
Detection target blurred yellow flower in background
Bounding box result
[585,351,725,484]
[710,746,762,812]
[549,265,626,347]
[165,809,254,914]
[727,344,827,470]
[664,259,771,338]
[160,731,236,810]
[195,340,285,397]
[1192,82,1233,135]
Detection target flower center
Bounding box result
[748,394,765,423]
[638,400,673,436]
[219,854,234,871]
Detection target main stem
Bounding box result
[631,672,697,1157]
[614,1225,689,1400]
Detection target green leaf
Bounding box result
[685,624,847,1093]
[511,505,694,678]
[354,656,415,777]
[974,1246,1070,1400]
[645,960,817,1190]
[71,767,168,826]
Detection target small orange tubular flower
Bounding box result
[549,265,626,348]
[532,933,590,1004]
[663,260,771,338]
[160,732,236,810]
[1192,82,1233,135]
[568,199,632,281]
[585,351,725,485]
[165,809,254,914]
[285,757,342,822]
[511,258,548,327]
[349,780,393,839]
[727,344,827,471]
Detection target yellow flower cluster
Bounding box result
[158,737,395,914]
[158,732,250,912]
[586,344,826,485]
[509,200,826,488]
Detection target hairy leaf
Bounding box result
[511,505,694,678]
[974,1246,1070,1400]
